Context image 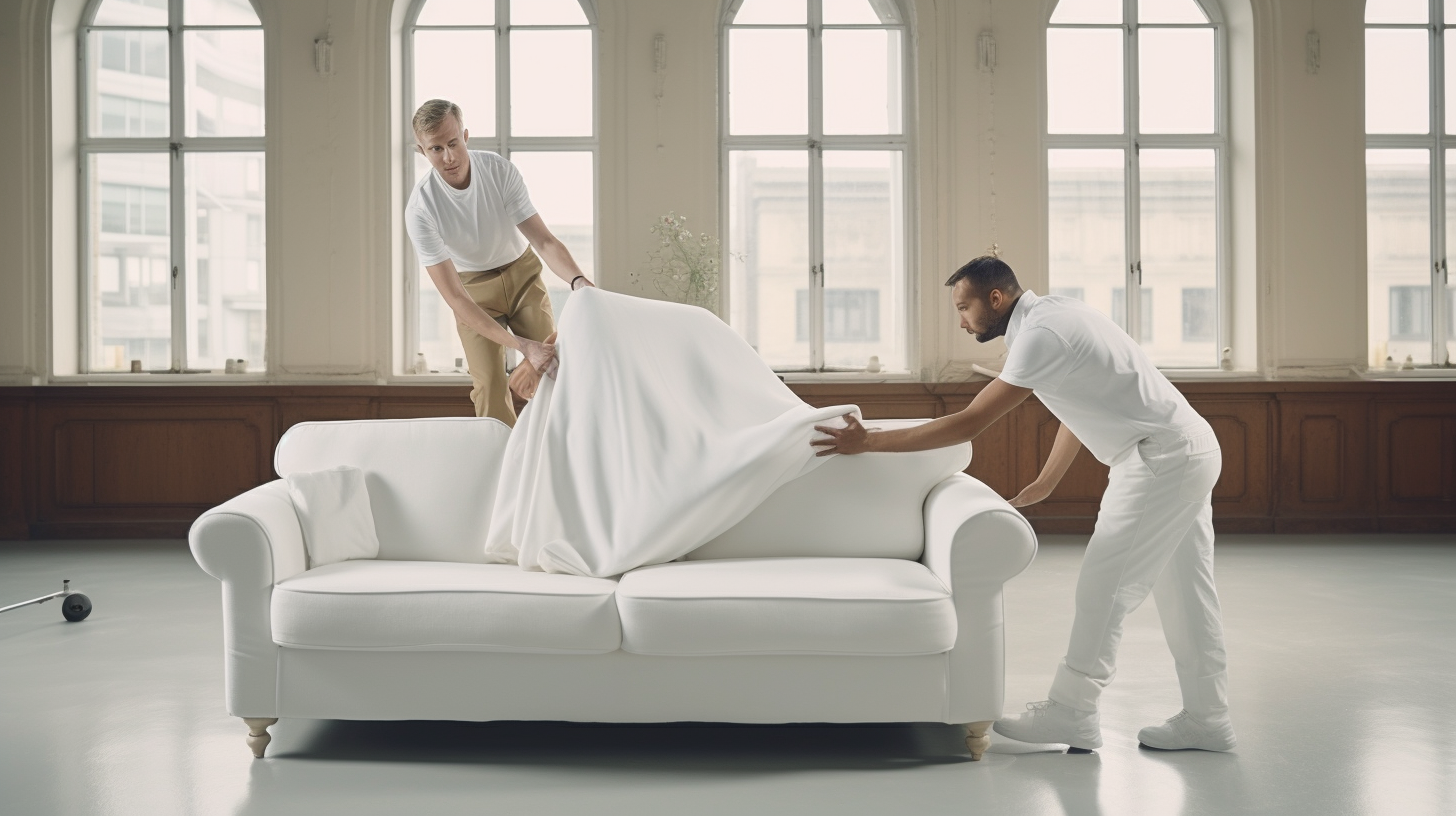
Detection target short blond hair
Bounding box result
[412,99,464,137]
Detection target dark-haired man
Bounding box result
[813,255,1235,753]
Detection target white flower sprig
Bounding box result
[633,212,741,315]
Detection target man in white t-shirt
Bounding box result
[812,255,1235,754]
[406,99,595,425]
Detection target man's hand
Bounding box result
[1008,480,1054,508]
[518,337,558,379]
[509,360,541,401]
[811,414,871,457]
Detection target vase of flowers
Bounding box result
[634,212,738,316]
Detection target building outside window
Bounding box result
[1045,0,1226,368]
[723,0,909,373]
[403,0,596,375]
[81,0,266,373]
[1365,0,1456,366]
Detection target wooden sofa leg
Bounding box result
[243,717,278,758]
[965,720,993,761]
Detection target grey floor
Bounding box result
[2,537,1454,816]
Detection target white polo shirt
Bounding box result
[998,290,1207,466]
[405,150,537,273]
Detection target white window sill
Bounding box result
[776,371,919,384]
[1358,367,1456,380]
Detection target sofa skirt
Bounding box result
[272,649,959,724]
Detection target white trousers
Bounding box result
[1048,425,1230,719]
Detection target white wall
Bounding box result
[0,0,1377,384]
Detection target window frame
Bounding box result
[78,0,267,374]
[1365,0,1454,366]
[1043,0,1231,368]
[400,0,600,377]
[719,0,915,374]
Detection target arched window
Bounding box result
[80,0,266,373]
[1046,0,1226,368]
[723,0,909,373]
[1365,0,1454,367]
[403,0,596,375]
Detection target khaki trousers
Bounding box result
[456,247,556,426]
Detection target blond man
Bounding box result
[406,99,594,424]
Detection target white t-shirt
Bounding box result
[998,291,1207,466]
[405,150,537,273]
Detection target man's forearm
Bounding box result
[863,378,1034,453]
[1035,423,1083,487]
[537,237,587,286]
[447,294,519,350]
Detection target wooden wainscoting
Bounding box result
[1,381,1453,539]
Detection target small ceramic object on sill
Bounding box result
[453,357,465,374]
[224,359,237,374]
[1401,355,1416,371]
[865,355,882,374]
[1384,356,1397,371]
[130,360,142,373]
[412,353,428,375]
[1220,347,1233,372]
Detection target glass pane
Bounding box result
[412,153,465,372]
[1049,0,1121,25]
[93,0,167,26]
[728,151,810,369]
[1365,0,1427,24]
[1449,150,1456,363]
[1367,149,1432,366]
[183,0,260,25]
[1139,0,1207,24]
[1048,149,1126,328]
[729,29,808,135]
[1366,29,1429,134]
[821,152,904,372]
[510,30,593,137]
[1047,28,1123,134]
[509,151,594,318]
[1139,28,1214,134]
[824,0,897,24]
[1446,31,1456,135]
[731,0,806,25]
[89,153,172,372]
[186,152,265,372]
[416,0,494,26]
[87,30,169,138]
[184,30,264,137]
[511,0,588,25]
[413,30,496,138]
[823,29,903,135]
[1140,150,1217,366]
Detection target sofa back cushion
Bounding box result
[275,418,510,563]
[688,420,971,561]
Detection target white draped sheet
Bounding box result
[484,289,858,578]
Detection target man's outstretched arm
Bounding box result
[517,214,593,290]
[812,378,1034,456]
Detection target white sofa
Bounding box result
[188,417,1037,760]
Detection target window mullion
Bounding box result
[1432,11,1449,363]
[1125,4,1143,344]
[809,3,825,371]
[499,0,511,158]
[169,0,186,372]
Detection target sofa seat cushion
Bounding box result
[616,558,957,656]
[271,561,621,653]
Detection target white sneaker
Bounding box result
[993,700,1103,751]
[1138,710,1237,751]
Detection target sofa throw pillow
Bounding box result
[285,465,381,568]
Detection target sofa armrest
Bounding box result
[921,473,1038,724]
[188,479,307,718]
[921,473,1038,592]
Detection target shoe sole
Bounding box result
[993,724,1103,752]
[1138,741,1236,752]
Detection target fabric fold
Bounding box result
[485,288,858,578]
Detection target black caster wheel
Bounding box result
[62,593,92,622]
